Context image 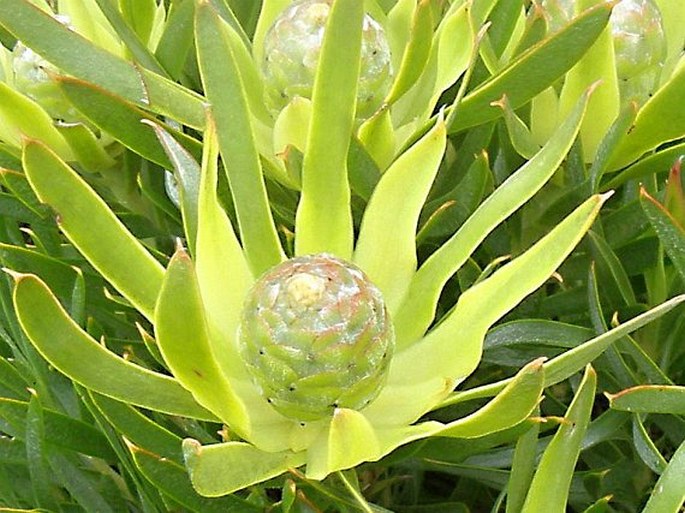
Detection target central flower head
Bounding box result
[238,253,394,421]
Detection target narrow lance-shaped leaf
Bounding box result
[149,121,201,253]
[308,359,545,481]
[11,273,214,420]
[0,396,115,461]
[252,0,291,65]
[155,248,251,438]
[22,139,164,320]
[394,88,592,347]
[521,365,597,512]
[448,2,613,133]
[59,77,202,168]
[434,358,545,439]
[385,0,433,104]
[640,186,685,283]
[25,393,54,510]
[506,409,542,513]
[294,0,362,258]
[88,391,182,463]
[608,385,685,415]
[354,116,446,313]
[195,1,284,274]
[641,437,685,513]
[557,0,619,162]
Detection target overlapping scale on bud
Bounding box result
[261,0,393,119]
[238,253,394,421]
[11,15,80,122]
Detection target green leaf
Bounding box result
[89,391,183,464]
[435,358,544,438]
[129,442,261,512]
[59,77,202,169]
[155,0,195,80]
[56,121,116,171]
[393,89,591,347]
[195,2,284,275]
[49,452,116,513]
[393,3,472,127]
[149,121,201,253]
[0,397,115,461]
[632,415,668,474]
[587,230,637,306]
[640,187,685,283]
[448,2,613,132]
[0,356,31,399]
[385,0,433,104]
[608,385,685,414]
[495,94,541,159]
[354,117,446,312]
[22,139,164,321]
[252,0,291,66]
[367,193,606,427]
[91,0,165,75]
[506,413,541,513]
[12,273,213,420]
[521,365,597,512]
[641,437,685,513]
[607,63,685,170]
[557,3,619,162]
[306,409,380,480]
[156,248,250,437]
[294,0,362,258]
[182,439,306,497]
[0,0,206,128]
[25,394,53,510]
[357,107,396,171]
[0,81,73,160]
[603,142,685,190]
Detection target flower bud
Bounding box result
[261,0,393,119]
[238,253,394,421]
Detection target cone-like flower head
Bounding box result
[261,0,393,118]
[609,0,666,99]
[238,253,394,421]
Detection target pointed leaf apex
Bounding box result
[182,438,203,459]
[599,190,615,203]
[2,267,29,282]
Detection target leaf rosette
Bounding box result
[4,0,685,500]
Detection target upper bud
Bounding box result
[261,0,393,119]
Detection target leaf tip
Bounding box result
[182,438,203,462]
